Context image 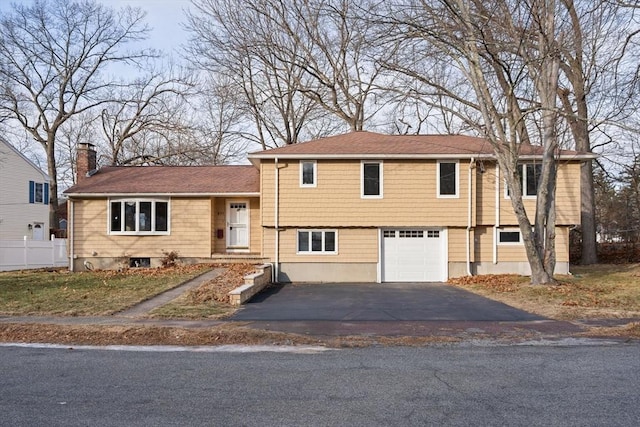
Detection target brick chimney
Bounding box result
[76,143,97,183]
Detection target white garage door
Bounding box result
[382,229,447,282]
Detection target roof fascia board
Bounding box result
[248,153,496,160]
[65,192,261,198]
[248,153,597,161]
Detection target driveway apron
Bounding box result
[230,282,544,322]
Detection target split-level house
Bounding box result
[64,132,593,282]
[0,137,50,240]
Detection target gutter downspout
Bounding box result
[69,199,74,272]
[467,158,474,276]
[494,165,500,264]
[274,158,279,283]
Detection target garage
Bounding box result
[381,228,447,282]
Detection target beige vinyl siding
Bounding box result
[249,198,261,252]
[473,225,570,264]
[474,227,494,262]
[261,159,474,227]
[448,227,474,262]
[477,161,581,226]
[72,197,212,258]
[263,227,378,263]
[555,226,570,262]
[555,163,581,225]
[212,198,225,253]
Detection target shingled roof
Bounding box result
[248,131,593,160]
[64,165,259,195]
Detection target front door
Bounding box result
[226,201,249,251]
[32,223,44,241]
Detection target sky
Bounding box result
[0,0,194,167]
[109,0,192,55]
[1,0,192,57]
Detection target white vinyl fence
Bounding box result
[0,236,68,271]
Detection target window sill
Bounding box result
[109,231,170,236]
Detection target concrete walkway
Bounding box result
[116,268,224,317]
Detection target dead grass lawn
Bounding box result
[448,264,640,321]
[0,264,211,316]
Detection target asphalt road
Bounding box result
[1,341,639,426]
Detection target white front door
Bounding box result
[226,201,249,250]
[32,223,44,241]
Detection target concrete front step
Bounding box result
[206,254,269,264]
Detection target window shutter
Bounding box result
[44,183,49,205]
[29,181,35,204]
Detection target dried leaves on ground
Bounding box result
[0,323,459,348]
[448,264,640,321]
[188,263,258,304]
[146,263,258,319]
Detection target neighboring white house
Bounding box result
[0,137,50,240]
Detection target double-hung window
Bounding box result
[507,163,542,198]
[300,161,317,187]
[29,181,49,204]
[361,161,382,198]
[297,230,337,254]
[109,199,169,235]
[437,161,459,198]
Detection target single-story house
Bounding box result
[64,133,594,282]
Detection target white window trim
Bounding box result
[108,198,171,236]
[361,160,383,199]
[299,160,317,188]
[437,160,459,198]
[497,227,523,245]
[505,163,540,199]
[296,229,338,255]
[226,199,250,250]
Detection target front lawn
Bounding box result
[147,263,258,319]
[0,265,211,316]
[448,264,640,321]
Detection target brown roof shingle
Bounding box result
[248,131,587,158]
[64,165,259,195]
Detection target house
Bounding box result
[0,137,50,240]
[64,132,593,282]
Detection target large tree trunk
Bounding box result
[580,160,598,263]
[45,135,59,235]
[559,0,598,265]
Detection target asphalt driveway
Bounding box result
[230,282,544,322]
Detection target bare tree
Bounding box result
[99,63,195,166]
[56,113,98,188]
[187,77,252,165]
[381,0,572,284]
[0,0,154,230]
[186,0,322,148]
[186,0,388,146]
[555,0,640,264]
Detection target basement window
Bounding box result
[498,228,523,245]
[129,257,151,268]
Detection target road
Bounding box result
[1,341,638,426]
